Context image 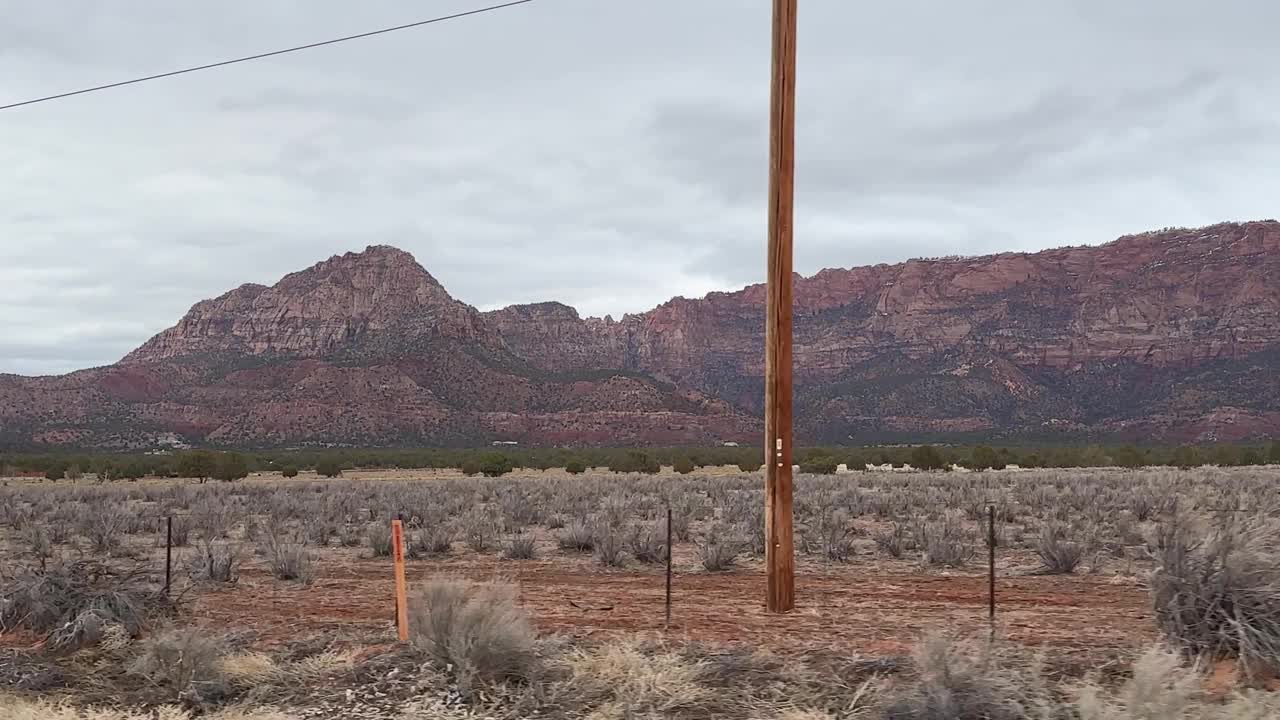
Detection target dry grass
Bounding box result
[560,640,713,718]
[0,696,296,720]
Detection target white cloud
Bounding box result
[2,0,1278,373]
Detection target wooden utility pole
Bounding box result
[764,0,798,614]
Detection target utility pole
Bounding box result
[764,0,798,614]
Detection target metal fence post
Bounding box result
[165,516,173,596]
[987,504,996,626]
[665,506,673,629]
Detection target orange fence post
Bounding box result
[391,519,409,642]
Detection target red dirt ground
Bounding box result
[190,553,1155,655]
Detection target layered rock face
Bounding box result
[2,221,1277,449]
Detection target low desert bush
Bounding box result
[409,527,453,557]
[503,534,537,560]
[127,627,229,704]
[558,520,596,552]
[366,523,393,557]
[1151,515,1280,673]
[880,636,1056,720]
[168,516,192,547]
[79,506,130,554]
[406,578,538,692]
[915,515,976,567]
[698,525,744,572]
[1036,523,1087,574]
[462,510,502,552]
[627,521,668,564]
[875,522,911,559]
[593,526,626,567]
[1072,645,1280,719]
[194,541,240,584]
[263,537,314,584]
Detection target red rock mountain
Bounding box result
[3,221,1278,449]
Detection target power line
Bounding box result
[0,0,535,112]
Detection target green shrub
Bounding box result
[612,450,660,475]
[910,445,947,471]
[737,459,763,473]
[799,455,838,475]
[315,459,343,478]
[565,458,587,474]
[212,452,249,482]
[671,456,696,474]
[280,465,299,478]
[967,445,1006,471]
[479,453,514,478]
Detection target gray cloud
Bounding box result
[3,0,1280,374]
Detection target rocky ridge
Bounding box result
[3,221,1278,449]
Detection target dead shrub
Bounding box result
[0,561,169,652]
[79,506,130,554]
[168,516,192,547]
[406,578,538,694]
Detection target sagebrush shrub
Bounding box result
[558,521,596,552]
[627,522,667,564]
[915,515,976,567]
[407,578,538,693]
[1151,516,1280,673]
[127,627,228,703]
[410,527,453,557]
[263,537,314,583]
[881,636,1055,720]
[593,526,626,567]
[698,525,744,572]
[503,535,537,560]
[366,523,393,557]
[875,522,911,559]
[1036,523,1087,574]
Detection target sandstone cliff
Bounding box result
[3,221,1277,449]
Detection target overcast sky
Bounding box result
[2,1,1278,375]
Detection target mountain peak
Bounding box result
[124,244,477,364]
